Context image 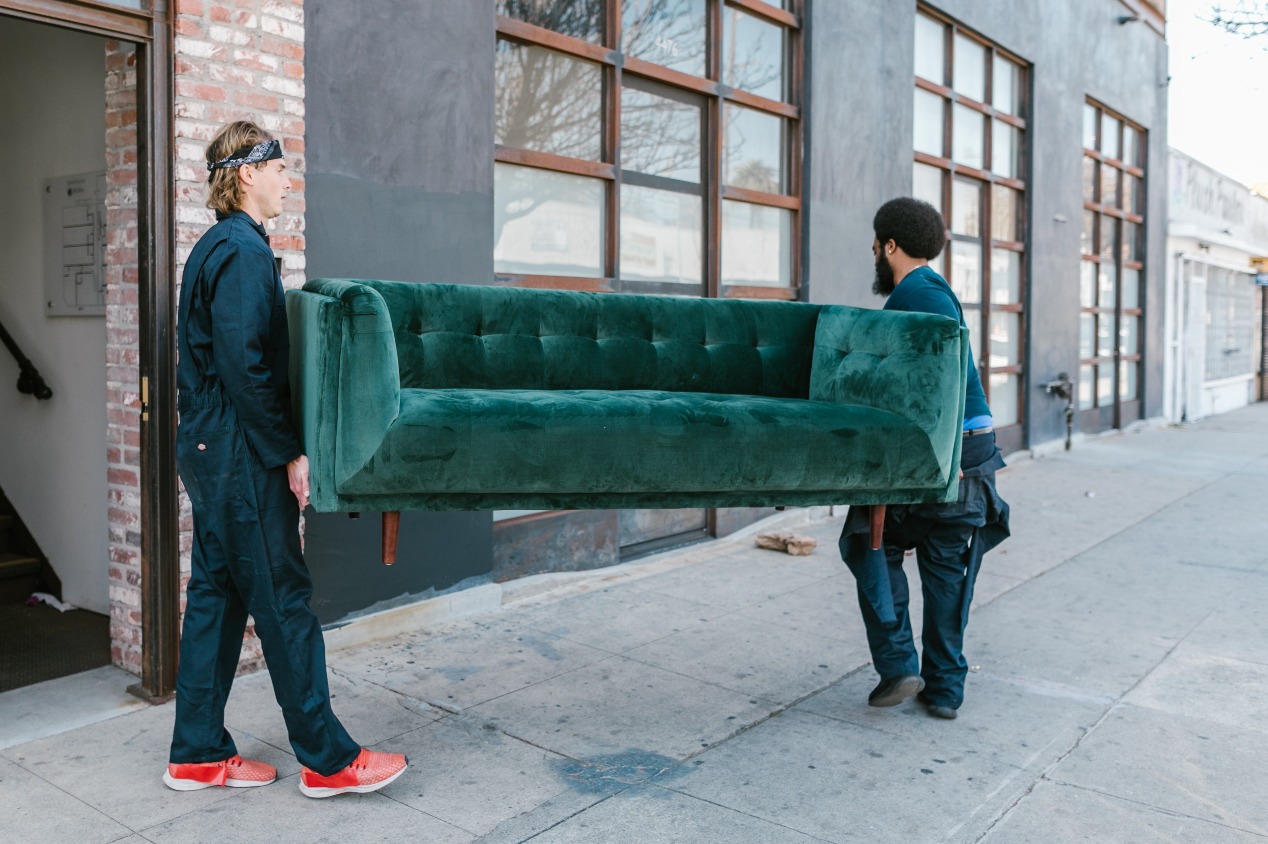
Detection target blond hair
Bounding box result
[205,120,274,216]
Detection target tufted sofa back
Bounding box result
[361,281,822,399]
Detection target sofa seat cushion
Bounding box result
[339,389,942,497]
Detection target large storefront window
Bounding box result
[912,7,1028,440]
[1203,266,1257,383]
[494,0,802,299]
[1079,99,1145,429]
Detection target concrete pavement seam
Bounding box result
[1029,778,1268,840]
[970,608,1218,842]
[646,782,841,844]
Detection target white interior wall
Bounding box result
[0,17,109,614]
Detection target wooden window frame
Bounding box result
[914,5,1029,441]
[494,0,803,300]
[1079,98,1147,428]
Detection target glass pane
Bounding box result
[1127,175,1144,215]
[721,200,792,287]
[950,241,982,304]
[1101,112,1121,160]
[950,178,981,237]
[991,184,1020,241]
[1121,267,1140,309]
[963,305,982,371]
[1100,165,1120,208]
[1119,315,1139,355]
[496,0,603,42]
[1081,211,1095,256]
[620,185,702,285]
[623,0,707,77]
[989,372,1018,426]
[1083,158,1098,203]
[992,120,1018,178]
[1098,367,1114,402]
[1079,364,1095,409]
[1122,220,1139,263]
[989,312,1020,367]
[992,54,1019,115]
[952,104,986,170]
[914,88,946,157]
[1119,360,1138,400]
[953,33,986,101]
[1080,262,1096,308]
[621,87,701,182]
[1099,265,1116,309]
[1082,103,1098,150]
[724,105,785,192]
[1080,314,1095,359]
[1099,215,1116,265]
[496,41,602,160]
[1097,314,1114,358]
[725,7,784,102]
[1123,125,1140,168]
[991,249,1020,304]
[913,162,944,215]
[494,163,605,276]
[914,14,946,84]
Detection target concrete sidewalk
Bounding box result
[2,403,1267,843]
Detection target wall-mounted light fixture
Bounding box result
[1117,14,1141,24]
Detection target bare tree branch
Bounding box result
[1206,1,1268,38]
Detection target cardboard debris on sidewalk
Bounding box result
[754,531,818,556]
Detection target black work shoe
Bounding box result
[867,675,925,707]
[916,692,958,719]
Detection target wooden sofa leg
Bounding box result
[869,504,886,551]
[382,511,400,565]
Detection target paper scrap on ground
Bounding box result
[755,531,818,556]
[28,592,76,613]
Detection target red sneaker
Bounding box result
[164,755,277,791]
[298,748,408,798]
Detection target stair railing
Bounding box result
[0,316,52,400]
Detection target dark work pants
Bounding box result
[169,400,359,776]
[856,432,996,709]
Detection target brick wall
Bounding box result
[104,0,306,676]
[104,39,142,674]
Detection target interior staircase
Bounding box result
[0,490,58,606]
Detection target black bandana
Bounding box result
[207,139,284,171]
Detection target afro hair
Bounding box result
[872,197,947,260]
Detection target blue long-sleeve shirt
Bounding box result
[884,265,992,426]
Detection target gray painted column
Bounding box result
[306,0,495,283]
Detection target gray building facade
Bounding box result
[300,0,1169,621]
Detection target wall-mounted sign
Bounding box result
[43,172,107,317]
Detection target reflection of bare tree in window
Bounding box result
[496,41,602,160]
[623,0,707,76]
[725,108,783,193]
[495,26,605,245]
[724,9,783,99]
[733,160,778,193]
[496,0,604,42]
[621,89,701,182]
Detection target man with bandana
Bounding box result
[839,197,1010,720]
[164,120,408,798]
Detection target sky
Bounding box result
[1167,0,1268,186]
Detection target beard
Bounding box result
[872,253,896,297]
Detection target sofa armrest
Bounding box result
[287,279,400,510]
[809,305,967,499]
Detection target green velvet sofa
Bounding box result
[286,279,968,562]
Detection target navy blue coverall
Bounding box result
[840,267,1010,710]
[170,210,359,775]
